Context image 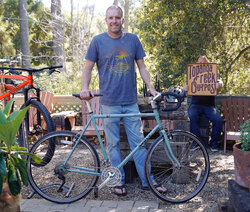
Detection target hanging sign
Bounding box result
[187,63,217,96]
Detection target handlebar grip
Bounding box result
[48,66,63,75]
[50,65,63,69]
[72,93,80,98]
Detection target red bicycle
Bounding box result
[0,60,62,149]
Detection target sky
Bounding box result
[42,0,114,15]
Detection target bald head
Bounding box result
[197,56,210,63]
[106,5,123,18]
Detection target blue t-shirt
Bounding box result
[85,33,146,105]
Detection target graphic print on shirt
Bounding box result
[107,48,132,74]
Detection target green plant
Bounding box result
[0,99,42,196]
[240,119,250,151]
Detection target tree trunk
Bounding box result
[124,0,129,33]
[71,0,74,59]
[51,0,65,71]
[18,0,31,68]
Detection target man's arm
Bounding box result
[80,59,95,99]
[136,59,158,96]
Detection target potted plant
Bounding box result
[0,99,42,212]
[233,118,250,189]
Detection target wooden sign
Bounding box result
[187,63,217,96]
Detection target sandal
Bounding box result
[141,184,167,194]
[153,183,167,194]
[113,184,127,196]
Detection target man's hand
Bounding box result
[216,79,223,90]
[149,88,159,97]
[80,89,93,100]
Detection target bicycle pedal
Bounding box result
[94,187,98,198]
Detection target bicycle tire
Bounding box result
[27,131,100,204]
[18,99,54,149]
[145,130,210,203]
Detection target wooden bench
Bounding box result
[71,90,105,141]
[222,96,250,153]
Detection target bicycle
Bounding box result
[26,91,210,204]
[0,62,62,150]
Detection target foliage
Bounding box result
[0,0,53,63]
[240,119,250,151]
[135,0,249,94]
[0,99,42,196]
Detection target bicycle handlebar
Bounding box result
[73,90,186,112]
[0,65,63,74]
[72,93,103,99]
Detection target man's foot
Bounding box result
[210,147,218,152]
[141,183,167,194]
[154,183,167,193]
[113,184,127,196]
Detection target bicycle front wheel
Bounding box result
[19,100,54,149]
[145,130,210,203]
[27,131,100,203]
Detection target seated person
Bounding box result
[184,56,223,151]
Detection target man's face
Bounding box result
[105,8,123,36]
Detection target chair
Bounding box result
[72,90,105,141]
[222,97,250,153]
[39,91,54,112]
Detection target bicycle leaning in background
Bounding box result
[26,90,210,204]
[0,60,62,149]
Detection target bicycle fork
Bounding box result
[160,130,182,169]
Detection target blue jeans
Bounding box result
[188,104,223,149]
[101,103,153,187]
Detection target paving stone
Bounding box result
[90,207,117,212]
[67,205,91,212]
[21,205,49,212]
[48,203,69,210]
[85,199,103,207]
[131,207,149,212]
[133,201,159,209]
[101,200,119,208]
[149,209,165,212]
[115,208,134,212]
[116,200,134,210]
[21,199,44,211]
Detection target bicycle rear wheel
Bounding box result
[145,130,210,203]
[27,131,100,203]
[19,100,54,150]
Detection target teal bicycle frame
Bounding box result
[62,94,181,186]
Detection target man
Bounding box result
[80,5,166,196]
[184,56,223,151]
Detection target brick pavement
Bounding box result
[20,199,163,212]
